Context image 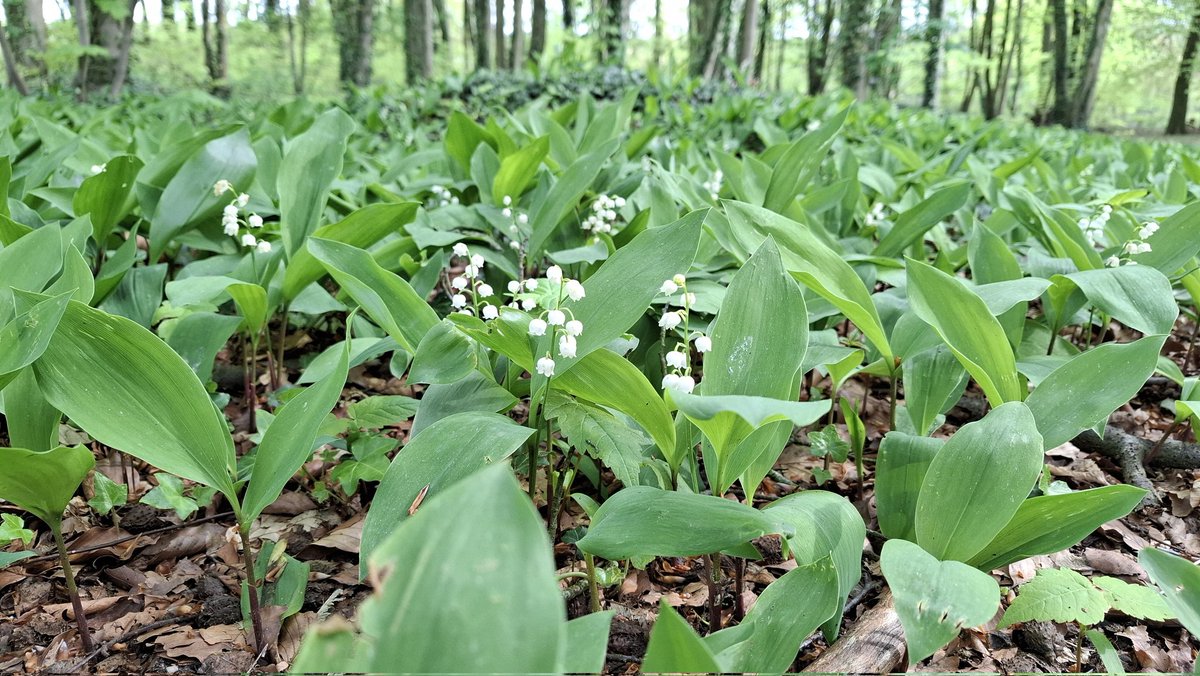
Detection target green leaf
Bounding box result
[150,128,256,260]
[547,393,648,488]
[0,224,62,314]
[278,109,355,257]
[762,107,847,213]
[241,345,347,523]
[346,395,418,430]
[163,312,244,384]
[562,611,615,674]
[1062,266,1178,336]
[140,473,199,519]
[809,425,849,462]
[308,238,439,353]
[903,345,969,436]
[1085,629,1126,675]
[1136,201,1200,274]
[707,560,840,675]
[881,539,1000,663]
[906,257,1022,406]
[915,402,1044,562]
[0,513,34,545]
[1092,576,1173,621]
[724,202,893,363]
[574,486,792,560]
[227,282,269,335]
[73,155,142,243]
[874,182,971,257]
[0,291,72,391]
[1025,336,1164,450]
[0,551,34,568]
[528,140,620,257]
[282,202,420,301]
[361,464,563,674]
[33,301,237,498]
[763,490,865,640]
[2,368,60,451]
[493,136,549,204]
[88,471,128,516]
[875,432,944,543]
[968,485,1146,572]
[410,371,517,436]
[409,320,478,385]
[360,412,534,564]
[1139,548,1200,640]
[642,603,721,674]
[999,567,1109,628]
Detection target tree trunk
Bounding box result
[774,0,787,90]
[869,0,901,97]
[561,0,573,28]
[473,0,491,68]
[598,0,626,64]
[77,0,128,97]
[26,0,45,50]
[837,0,869,99]
[1050,0,1070,125]
[0,16,28,94]
[404,0,432,82]
[432,0,451,44]
[510,0,524,68]
[3,0,33,65]
[736,0,758,76]
[494,0,506,68]
[263,0,279,28]
[922,0,944,107]
[1008,0,1024,115]
[805,0,833,94]
[652,0,663,67]
[332,0,376,86]
[1067,0,1112,128]
[529,0,545,61]
[753,0,768,80]
[1167,2,1200,133]
[108,0,137,97]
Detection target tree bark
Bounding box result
[1050,0,1070,125]
[26,0,45,49]
[473,0,491,68]
[922,0,944,107]
[561,0,573,29]
[332,0,376,86]
[753,0,768,80]
[286,0,310,93]
[736,0,759,77]
[805,0,833,94]
[837,0,869,99]
[0,15,28,94]
[404,0,433,82]
[597,0,626,64]
[3,0,33,65]
[652,0,663,67]
[494,0,506,68]
[510,0,523,67]
[77,0,130,97]
[108,0,137,97]
[1167,0,1200,134]
[1067,0,1112,128]
[529,0,545,61]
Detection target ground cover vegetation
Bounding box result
[0,80,1198,673]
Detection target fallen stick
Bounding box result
[803,589,906,674]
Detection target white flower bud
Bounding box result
[661,373,680,390]
[223,204,240,217]
[521,298,538,311]
[451,294,468,308]
[223,222,239,237]
[528,318,548,336]
[524,279,539,291]
[564,279,586,301]
[518,213,528,225]
[451,276,468,290]
[559,334,577,358]
[694,335,712,353]
[247,213,263,228]
[565,320,583,337]
[477,283,494,298]
[547,310,566,326]
[659,312,682,330]
[507,280,521,293]
[660,279,678,295]
[672,273,686,286]
[503,195,513,206]
[481,304,499,320]
[236,193,249,207]
[666,351,688,369]
[546,266,563,284]
[675,375,696,394]
[502,208,512,218]
[1105,256,1121,268]
[536,356,555,377]
[213,179,232,196]
[470,254,485,268]
[453,243,470,257]
[241,233,257,247]
[256,240,272,253]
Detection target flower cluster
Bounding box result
[1105,219,1158,268]
[449,242,497,318]
[1078,204,1113,247]
[657,274,710,394]
[214,179,270,253]
[90,163,106,175]
[582,194,626,236]
[702,170,723,202]
[429,184,460,208]
[501,195,529,252]
[527,265,586,378]
[865,202,887,227]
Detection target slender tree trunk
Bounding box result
[432,0,451,45]
[652,0,663,67]
[73,0,91,97]
[3,0,33,65]
[529,0,545,61]
[26,0,45,49]
[494,0,506,68]
[837,0,869,99]
[922,0,944,107]
[562,0,573,28]
[510,0,524,67]
[1067,0,1112,128]
[1050,0,1070,124]
[0,17,28,94]
[108,0,137,97]
[737,0,759,76]
[805,0,833,94]
[598,0,626,64]
[474,0,491,67]
[405,0,433,81]
[1167,1,1200,134]
[775,0,787,90]
[333,0,376,86]
[753,0,768,79]
[1008,0,1024,114]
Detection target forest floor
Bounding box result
[1,315,1198,674]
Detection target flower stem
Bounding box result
[584,552,601,613]
[239,521,266,653]
[53,525,94,653]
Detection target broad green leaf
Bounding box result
[724,201,892,362]
[876,432,944,542]
[1137,201,1200,273]
[882,539,1000,663]
[346,395,418,429]
[642,603,721,674]
[906,257,1022,406]
[1061,266,1178,336]
[444,111,495,172]
[968,485,1145,571]
[700,238,808,494]
[0,291,71,391]
[151,128,256,260]
[73,155,142,243]
[874,182,971,257]
[706,559,840,676]
[34,301,237,498]
[278,109,355,257]
[493,136,549,204]
[282,202,420,301]
[902,345,969,437]
[410,371,517,436]
[408,320,478,385]
[308,238,439,352]
[88,471,128,516]
[671,391,830,462]
[47,245,95,304]
[548,393,648,488]
[562,612,615,674]
[0,514,33,545]
[227,282,269,334]
[1139,548,1200,640]
[999,568,1108,628]
[764,490,865,640]
[1025,336,1164,450]
[141,473,199,519]
[2,368,60,451]
[290,618,366,673]
[1086,629,1126,675]
[1092,577,1172,621]
[0,445,94,528]
[575,486,792,560]
[241,345,348,523]
[762,107,847,213]
[915,402,1044,562]
[163,312,244,384]
[362,464,563,674]
[360,413,534,564]
[0,223,62,314]
[528,140,620,256]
